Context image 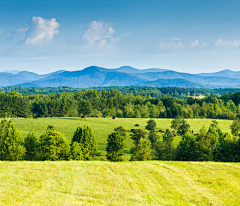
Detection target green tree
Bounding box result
[176,131,196,161]
[230,119,240,136]
[145,119,159,145]
[130,137,152,161]
[145,119,157,131]
[171,115,182,130]
[106,130,126,162]
[71,124,98,160]
[153,129,174,160]
[70,142,83,160]
[38,128,70,161]
[24,131,39,161]
[130,129,146,145]
[0,120,25,161]
[177,119,190,136]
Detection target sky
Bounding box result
[0,0,240,74]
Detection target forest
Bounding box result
[0,87,240,120]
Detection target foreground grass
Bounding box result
[0,161,239,205]
[9,117,233,159]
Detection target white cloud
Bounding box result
[159,41,184,49]
[82,21,125,48]
[0,29,3,34]
[24,17,60,45]
[215,39,240,47]
[190,39,199,47]
[190,39,208,47]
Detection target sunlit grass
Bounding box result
[7,117,233,160]
[0,161,239,205]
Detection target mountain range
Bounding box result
[0,66,240,88]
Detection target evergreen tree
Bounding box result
[24,131,39,161]
[71,124,98,160]
[106,130,126,162]
[70,142,83,160]
[71,126,84,145]
[38,128,70,161]
[0,120,25,161]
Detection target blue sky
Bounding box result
[0,0,240,74]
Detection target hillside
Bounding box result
[0,161,240,205]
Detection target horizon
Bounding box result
[0,0,240,74]
[1,65,239,75]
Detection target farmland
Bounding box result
[9,117,233,159]
[0,161,240,205]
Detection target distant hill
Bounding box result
[0,66,240,88]
[2,70,22,74]
[115,66,168,73]
[199,69,240,79]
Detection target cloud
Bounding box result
[190,39,208,47]
[81,21,126,48]
[215,39,240,47]
[0,29,3,34]
[159,41,184,49]
[190,39,199,47]
[24,17,60,45]
[7,27,28,42]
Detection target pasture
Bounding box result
[0,161,240,205]
[8,117,234,159]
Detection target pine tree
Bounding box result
[0,120,25,161]
[24,131,39,161]
[106,129,126,162]
[70,142,83,160]
[71,124,98,160]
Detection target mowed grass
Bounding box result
[0,161,240,205]
[9,117,233,159]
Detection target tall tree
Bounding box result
[24,131,39,161]
[0,120,25,161]
[71,124,98,160]
[106,130,126,162]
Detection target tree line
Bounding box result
[1,89,240,120]
[1,86,238,97]
[0,117,240,162]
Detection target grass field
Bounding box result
[0,161,240,205]
[9,117,233,160]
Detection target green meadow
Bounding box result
[0,161,240,205]
[1,118,239,205]
[9,117,233,159]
